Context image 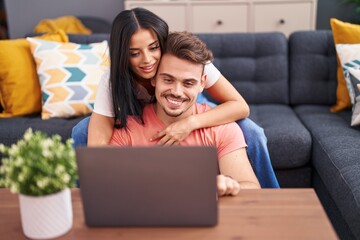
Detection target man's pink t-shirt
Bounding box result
[110,103,247,159]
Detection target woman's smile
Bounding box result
[140,63,157,74]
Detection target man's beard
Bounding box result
[160,93,191,118]
[162,108,184,118]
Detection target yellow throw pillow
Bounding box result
[34,16,92,35]
[36,30,69,42]
[0,31,69,117]
[330,18,360,112]
[27,38,109,120]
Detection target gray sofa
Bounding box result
[0,31,359,239]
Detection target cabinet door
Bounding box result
[125,2,187,31]
[253,2,313,37]
[191,3,248,33]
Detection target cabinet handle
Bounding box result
[279,19,285,24]
[216,20,223,25]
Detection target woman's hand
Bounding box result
[150,116,197,145]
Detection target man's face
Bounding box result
[152,53,206,121]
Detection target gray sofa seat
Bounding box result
[290,30,360,239]
[250,104,312,187]
[0,114,89,164]
[250,104,311,169]
[295,105,360,239]
[0,114,89,147]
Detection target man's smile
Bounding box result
[163,95,189,108]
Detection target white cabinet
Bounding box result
[125,0,317,36]
[191,2,248,33]
[253,1,315,37]
[125,1,188,31]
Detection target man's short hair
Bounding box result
[163,31,213,65]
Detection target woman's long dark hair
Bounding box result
[109,8,169,128]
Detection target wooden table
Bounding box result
[0,188,338,239]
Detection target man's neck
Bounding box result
[152,103,194,126]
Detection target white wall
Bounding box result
[4,0,123,39]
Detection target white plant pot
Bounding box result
[19,188,73,239]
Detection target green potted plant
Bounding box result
[0,128,77,239]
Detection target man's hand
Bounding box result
[150,117,195,145]
[217,175,240,196]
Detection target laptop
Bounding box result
[75,146,219,227]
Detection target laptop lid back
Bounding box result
[76,146,218,227]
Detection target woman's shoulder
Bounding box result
[204,62,221,88]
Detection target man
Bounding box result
[110,31,260,196]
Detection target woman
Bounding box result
[72,8,279,188]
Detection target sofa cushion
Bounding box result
[248,104,311,169]
[77,16,112,34]
[197,32,289,104]
[68,34,110,44]
[26,33,111,45]
[0,114,86,165]
[0,115,88,147]
[289,31,337,106]
[27,38,109,119]
[0,39,42,117]
[294,105,360,238]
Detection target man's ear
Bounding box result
[199,74,207,92]
[151,77,156,87]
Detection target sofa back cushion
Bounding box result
[289,31,337,106]
[197,32,289,104]
[65,33,289,104]
[26,33,111,45]
[68,34,110,44]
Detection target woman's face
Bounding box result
[129,28,161,81]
